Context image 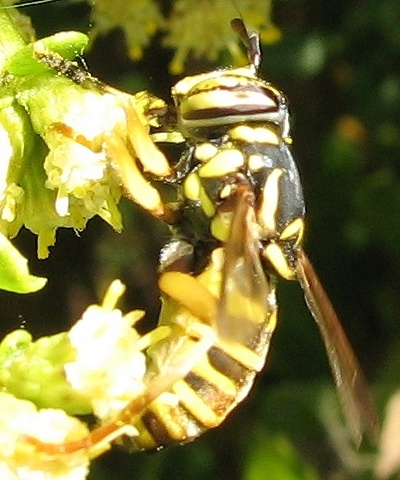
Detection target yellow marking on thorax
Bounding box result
[248,154,265,172]
[219,184,235,199]
[280,217,305,245]
[194,143,219,162]
[184,172,201,200]
[211,211,233,242]
[199,149,244,178]
[258,168,283,232]
[263,243,296,280]
[151,131,186,144]
[183,172,216,217]
[229,125,280,145]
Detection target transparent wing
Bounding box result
[217,188,277,353]
[296,249,379,446]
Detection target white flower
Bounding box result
[43,92,124,218]
[0,392,90,480]
[65,281,147,420]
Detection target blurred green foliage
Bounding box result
[4,0,400,478]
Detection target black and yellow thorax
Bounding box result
[171,65,306,280]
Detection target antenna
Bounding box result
[230,18,261,71]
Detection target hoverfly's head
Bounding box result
[171,19,290,142]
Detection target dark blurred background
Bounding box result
[4,0,400,478]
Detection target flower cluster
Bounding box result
[0,393,90,480]
[0,69,127,258]
[165,0,281,74]
[0,280,147,478]
[89,0,279,73]
[0,0,280,259]
[65,281,147,420]
[90,0,164,60]
[0,20,167,258]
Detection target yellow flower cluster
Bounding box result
[89,0,279,73]
[165,0,281,73]
[90,0,164,59]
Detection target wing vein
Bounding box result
[296,249,379,446]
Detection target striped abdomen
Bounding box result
[132,309,276,450]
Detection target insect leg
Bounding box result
[35,49,177,222]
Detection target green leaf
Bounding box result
[0,8,26,73]
[244,433,320,480]
[0,328,91,413]
[0,232,46,292]
[5,31,89,76]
